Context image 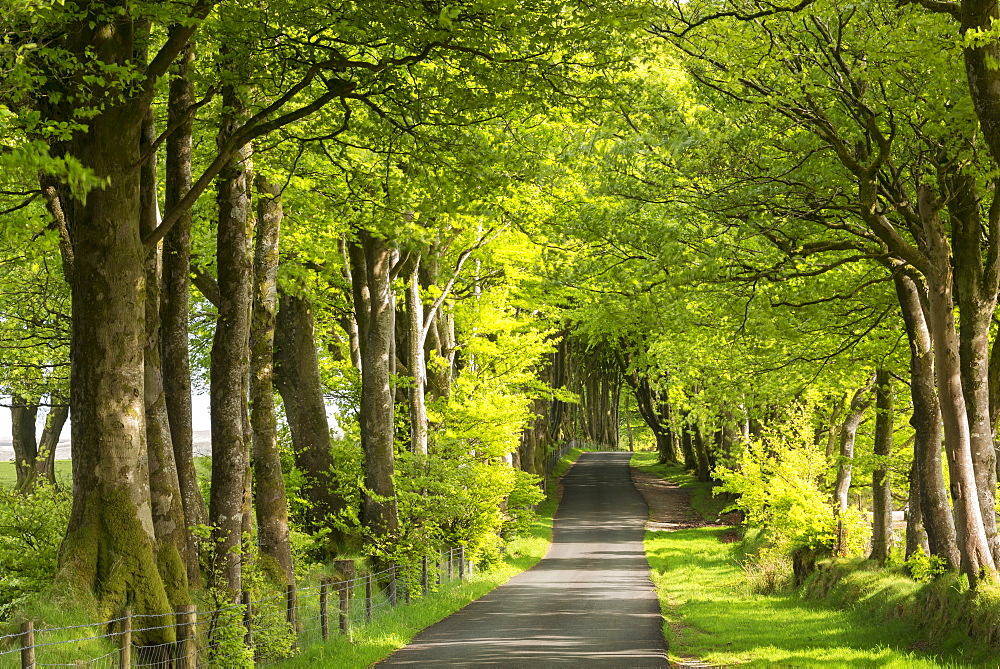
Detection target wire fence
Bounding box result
[0,548,472,668]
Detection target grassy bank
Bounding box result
[634,453,993,666]
[274,447,586,667]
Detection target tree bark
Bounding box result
[627,374,678,464]
[834,379,873,556]
[274,288,345,545]
[920,185,996,583]
[208,81,253,597]
[893,270,959,567]
[248,175,295,585]
[834,382,873,515]
[906,457,931,559]
[407,259,429,456]
[348,229,399,537]
[948,172,1000,567]
[56,86,173,637]
[339,236,363,373]
[869,368,893,564]
[11,399,68,494]
[162,33,205,583]
[35,404,67,488]
[140,105,191,605]
[10,398,38,493]
[692,420,712,483]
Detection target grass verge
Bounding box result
[635,454,993,666]
[274,447,586,668]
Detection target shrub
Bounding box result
[0,482,70,620]
[715,405,836,554]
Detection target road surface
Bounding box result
[378,451,667,667]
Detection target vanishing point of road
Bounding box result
[378,451,668,667]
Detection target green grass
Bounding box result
[0,585,115,668]
[635,453,995,666]
[645,526,990,666]
[0,460,72,489]
[273,447,583,668]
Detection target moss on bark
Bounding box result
[59,487,174,645]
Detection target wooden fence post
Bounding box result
[241,591,253,650]
[459,546,466,581]
[285,584,296,629]
[118,609,131,669]
[20,621,34,669]
[448,548,454,581]
[177,604,197,669]
[335,559,355,637]
[365,573,373,621]
[404,563,411,604]
[320,580,330,641]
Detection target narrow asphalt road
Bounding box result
[378,451,668,667]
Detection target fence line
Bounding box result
[0,547,471,668]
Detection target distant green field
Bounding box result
[0,457,212,489]
[0,460,72,488]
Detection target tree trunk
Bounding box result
[692,421,712,483]
[348,229,399,537]
[824,396,844,460]
[57,90,173,635]
[894,270,959,568]
[162,34,205,584]
[12,399,68,494]
[906,457,931,559]
[680,421,697,472]
[628,375,678,464]
[140,106,191,605]
[920,185,996,583]
[949,173,1000,567]
[834,380,873,556]
[624,392,634,452]
[11,398,38,493]
[35,403,67,488]
[407,259,429,456]
[274,289,346,546]
[339,236,363,373]
[208,81,253,597]
[834,382,872,514]
[869,369,893,564]
[249,176,294,585]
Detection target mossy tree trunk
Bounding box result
[43,8,206,640]
[348,229,399,537]
[11,398,39,492]
[58,95,174,641]
[274,288,346,545]
[162,35,206,584]
[209,80,253,598]
[140,105,191,607]
[249,176,295,585]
